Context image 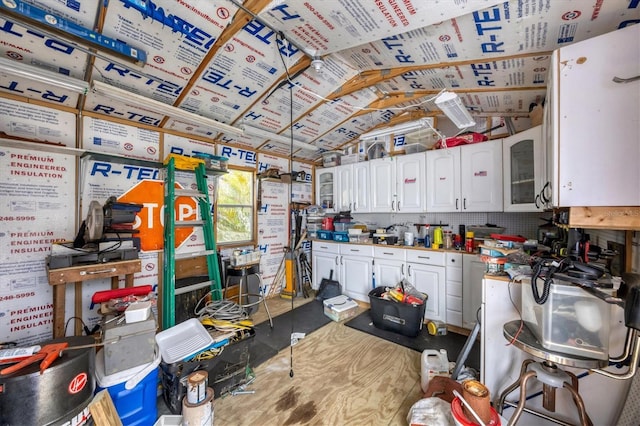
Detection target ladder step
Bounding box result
[176,220,205,227]
[175,280,214,296]
[174,189,206,197]
[175,250,217,260]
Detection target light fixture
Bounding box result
[241,125,318,151]
[311,57,324,72]
[359,118,434,140]
[91,80,244,136]
[0,57,89,94]
[435,91,476,129]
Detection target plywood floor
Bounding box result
[212,296,426,426]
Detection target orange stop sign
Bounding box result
[118,179,197,252]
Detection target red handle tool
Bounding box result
[0,342,69,376]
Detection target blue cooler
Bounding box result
[95,350,158,425]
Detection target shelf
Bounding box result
[511,179,535,185]
[564,206,640,230]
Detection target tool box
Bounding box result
[159,328,255,414]
[102,315,156,375]
[323,295,359,322]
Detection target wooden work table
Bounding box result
[47,259,141,338]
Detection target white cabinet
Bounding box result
[369,157,395,212]
[351,162,371,213]
[372,246,406,288]
[339,244,374,302]
[462,254,485,330]
[312,241,373,302]
[396,153,426,212]
[406,249,446,323]
[311,241,340,289]
[445,252,463,327]
[545,25,640,207]
[335,164,353,212]
[315,167,337,213]
[369,153,426,213]
[426,140,503,212]
[502,125,545,212]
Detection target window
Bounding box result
[216,168,254,244]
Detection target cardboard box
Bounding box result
[323,295,359,322]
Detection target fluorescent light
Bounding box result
[435,91,476,129]
[242,125,318,151]
[91,80,243,136]
[0,57,89,94]
[360,118,433,140]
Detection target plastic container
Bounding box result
[334,222,354,232]
[368,286,427,337]
[521,279,610,360]
[323,295,359,322]
[317,230,334,240]
[155,318,214,364]
[95,351,158,426]
[333,231,349,242]
[420,349,449,392]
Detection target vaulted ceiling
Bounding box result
[0,0,637,163]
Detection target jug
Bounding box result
[321,217,334,231]
[433,227,443,248]
[421,349,449,392]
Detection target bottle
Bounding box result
[444,231,453,250]
[424,226,431,248]
[433,227,443,248]
[421,349,450,392]
[465,231,475,253]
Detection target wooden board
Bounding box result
[568,207,640,230]
[89,390,123,426]
[47,259,141,285]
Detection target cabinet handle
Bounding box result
[402,264,405,275]
[397,201,401,211]
[613,75,640,84]
[463,198,467,210]
[335,256,339,265]
[418,256,431,260]
[456,198,459,210]
[392,200,395,211]
[340,256,343,266]
[407,265,412,276]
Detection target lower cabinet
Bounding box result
[372,246,406,288]
[340,245,374,301]
[462,253,485,329]
[311,241,340,290]
[445,252,463,327]
[406,250,446,323]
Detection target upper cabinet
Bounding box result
[502,125,545,212]
[369,153,426,213]
[426,139,503,212]
[316,167,337,213]
[545,25,640,207]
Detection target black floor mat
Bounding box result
[250,299,332,368]
[344,310,480,371]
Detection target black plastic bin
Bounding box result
[368,286,427,337]
[160,328,255,414]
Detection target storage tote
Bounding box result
[368,286,427,337]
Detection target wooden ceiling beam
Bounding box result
[330,51,552,100]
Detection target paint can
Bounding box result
[182,386,214,426]
[186,370,208,405]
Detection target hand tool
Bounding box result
[0,342,68,375]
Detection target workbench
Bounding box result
[47,259,141,338]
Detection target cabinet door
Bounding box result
[460,139,503,212]
[407,263,445,322]
[462,254,485,329]
[341,255,373,302]
[312,251,339,290]
[335,165,353,211]
[316,167,337,213]
[369,157,396,212]
[373,258,405,288]
[396,153,426,212]
[552,25,640,206]
[503,126,544,212]
[426,148,460,212]
[352,162,370,213]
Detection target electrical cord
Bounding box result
[506,276,525,346]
